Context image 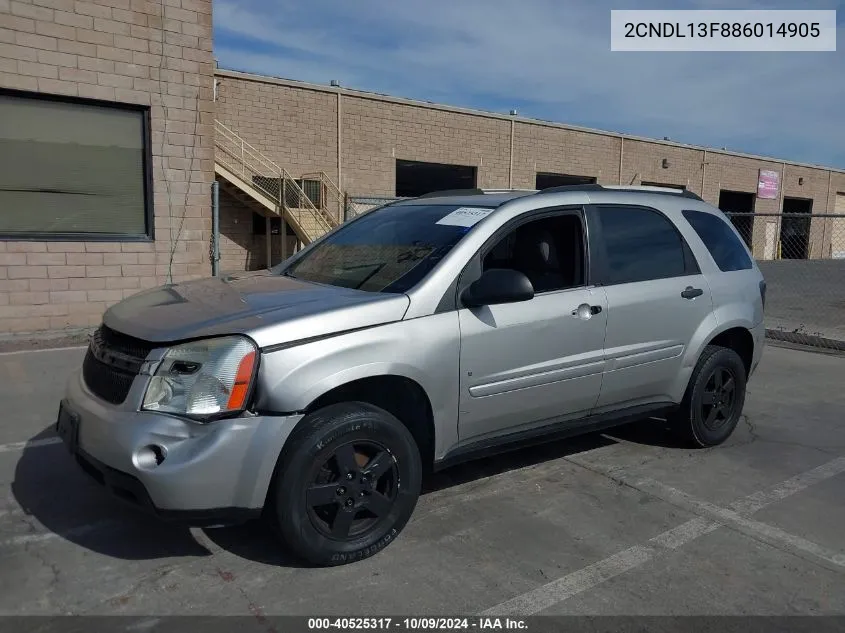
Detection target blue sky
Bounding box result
[213,1,845,168]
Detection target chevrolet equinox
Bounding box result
[56,184,766,565]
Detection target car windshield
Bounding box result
[279,203,493,293]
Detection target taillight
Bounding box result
[759,280,767,310]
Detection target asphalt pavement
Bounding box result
[0,343,843,617]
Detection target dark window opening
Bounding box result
[718,190,755,248]
[252,213,293,236]
[683,210,753,272]
[641,181,686,190]
[535,173,597,190]
[395,159,477,198]
[780,197,813,260]
[0,90,151,240]
[596,205,689,284]
[483,214,585,293]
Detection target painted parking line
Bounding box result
[632,477,845,570]
[0,437,62,454]
[482,456,845,616]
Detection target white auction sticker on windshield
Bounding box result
[435,207,494,228]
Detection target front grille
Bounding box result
[95,325,156,363]
[82,325,156,405]
[82,350,137,404]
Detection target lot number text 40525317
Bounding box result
[307,618,528,631]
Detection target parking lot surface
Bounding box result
[0,343,843,616]
[759,260,845,344]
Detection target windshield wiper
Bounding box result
[353,263,385,289]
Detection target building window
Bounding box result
[395,159,477,197]
[0,91,151,240]
[535,173,597,189]
[641,181,686,190]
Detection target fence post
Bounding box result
[241,140,245,178]
[211,180,219,277]
[282,177,288,262]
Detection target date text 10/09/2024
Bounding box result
[308,618,528,631]
[624,22,821,39]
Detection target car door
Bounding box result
[456,208,608,443]
[587,204,717,411]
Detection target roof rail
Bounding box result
[417,188,537,198]
[536,184,704,201]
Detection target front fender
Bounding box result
[254,313,462,460]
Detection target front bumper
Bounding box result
[61,369,304,526]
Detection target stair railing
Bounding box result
[299,171,346,225]
[214,120,336,238]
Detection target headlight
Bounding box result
[142,336,258,420]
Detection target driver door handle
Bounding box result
[681,286,704,300]
[571,304,602,319]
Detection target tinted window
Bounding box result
[482,214,585,293]
[596,206,687,284]
[683,210,753,271]
[281,204,489,292]
[0,92,149,238]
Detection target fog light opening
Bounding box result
[135,444,167,470]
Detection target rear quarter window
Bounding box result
[683,209,753,272]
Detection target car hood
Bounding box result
[102,271,411,348]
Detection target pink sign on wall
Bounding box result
[758,169,780,199]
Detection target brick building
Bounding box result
[0,0,213,335]
[1,1,844,337]
[212,69,845,275]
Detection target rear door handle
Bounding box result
[681,286,704,300]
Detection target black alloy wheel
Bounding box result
[270,402,422,566]
[306,441,400,540]
[698,366,738,431]
[671,345,747,448]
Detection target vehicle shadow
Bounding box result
[11,417,683,566]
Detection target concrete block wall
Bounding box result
[0,0,214,334]
[216,187,297,274]
[214,70,845,271]
[512,123,622,188]
[214,74,338,181]
[340,96,511,195]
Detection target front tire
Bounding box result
[671,345,747,447]
[271,402,422,566]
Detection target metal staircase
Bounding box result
[213,120,340,244]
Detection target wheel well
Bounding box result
[306,376,435,470]
[707,327,754,377]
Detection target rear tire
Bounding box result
[671,345,747,448]
[270,402,422,566]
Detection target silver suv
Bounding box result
[57,184,766,566]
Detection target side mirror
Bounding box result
[461,268,534,308]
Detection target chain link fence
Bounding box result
[344,196,407,220]
[724,212,845,351]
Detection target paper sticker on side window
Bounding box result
[435,207,494,228]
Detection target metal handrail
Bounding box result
[213,120,335,238]
[300,171,345,224]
